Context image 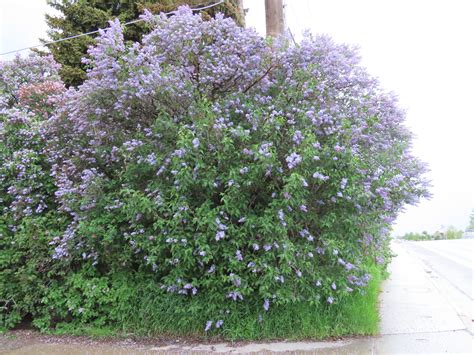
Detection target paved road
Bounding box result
[403,239,473,300]
[402,239,473,336]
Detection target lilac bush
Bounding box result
[2,8,429,332]
[0,54,64,223]
[0,54,66,328]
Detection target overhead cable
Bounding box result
[0,0,225,56]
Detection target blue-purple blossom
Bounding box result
[313,172,329,181]
[215,230,225,241]
[292,130,303,145]
[263,298,270,311]
[286,152,302,169]
[227,291,243,301]
[277,209,286,226]
[236,250,243,261]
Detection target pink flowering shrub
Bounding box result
[42,7,429,332]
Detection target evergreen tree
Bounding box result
[43,0,245,86]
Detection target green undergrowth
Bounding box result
[44,264,384,341]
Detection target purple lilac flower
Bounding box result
[258,142,272,157]
[242,148,253,156]
[263,298,270,311]
[277,209,286,226]
[331,282,337,290]
[145,153,157,165]
[192,138,200,148]
[216,320,224,328]
[313,172,329,181]
[205,321,213,332]
[292,130,303,145]
[286,152,302,169]
[236,250,243,261]
[173,148,186,158]
[340,178,348,189]
[300,204,308,212]
[227,291,243,301]
[215,230,225,241]
[232,276,241,287]
[327,297,334,304]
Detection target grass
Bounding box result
[222,264,383,340]
[102,264,385,341]
[39,265,385,341]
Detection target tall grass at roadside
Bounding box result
[102,264,384,341]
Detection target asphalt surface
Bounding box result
[401,239,474,335]
[403,239,473,300]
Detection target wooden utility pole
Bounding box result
[236,0,245,27]
[265,0,284,38]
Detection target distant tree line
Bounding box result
[401,227,463,241]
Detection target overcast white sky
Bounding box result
[1,0,473,235]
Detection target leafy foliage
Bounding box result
[1,8,429,337]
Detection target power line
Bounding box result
[0,0,225,57]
